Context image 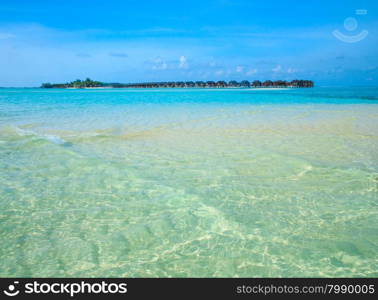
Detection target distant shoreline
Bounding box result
[61,87,292,90]
[41,78,314,89]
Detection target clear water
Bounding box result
[0,87,377,277]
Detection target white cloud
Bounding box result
[272,65,282,72]
[287,67,297,74]
[152,57,168,70]
[209,60,217,67]
[236,65,244,73]
[215,69,224,76]
[179,55,188,69]
[246,68,258,75]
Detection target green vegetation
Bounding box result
[41,78,103,88]
[41,79,314,88]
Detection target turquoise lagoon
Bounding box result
[0,87,377,277]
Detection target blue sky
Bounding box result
[0,0,377,86]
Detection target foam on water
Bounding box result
[0,87,377,277]
[12,126,68,145]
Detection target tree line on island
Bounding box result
[41,78,314,89]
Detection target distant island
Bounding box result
[41,78,314,89]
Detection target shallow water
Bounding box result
[0,87,377,277]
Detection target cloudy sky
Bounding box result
[0,0,377,86]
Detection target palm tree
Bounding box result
[262,80,273,87]
[273,80,287,87]
[228,80,239,87]
[216,81,227,88]
[240,80,250,87]
[252,80,261,87]
[290,80,314,87]
[206,81,216,87]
